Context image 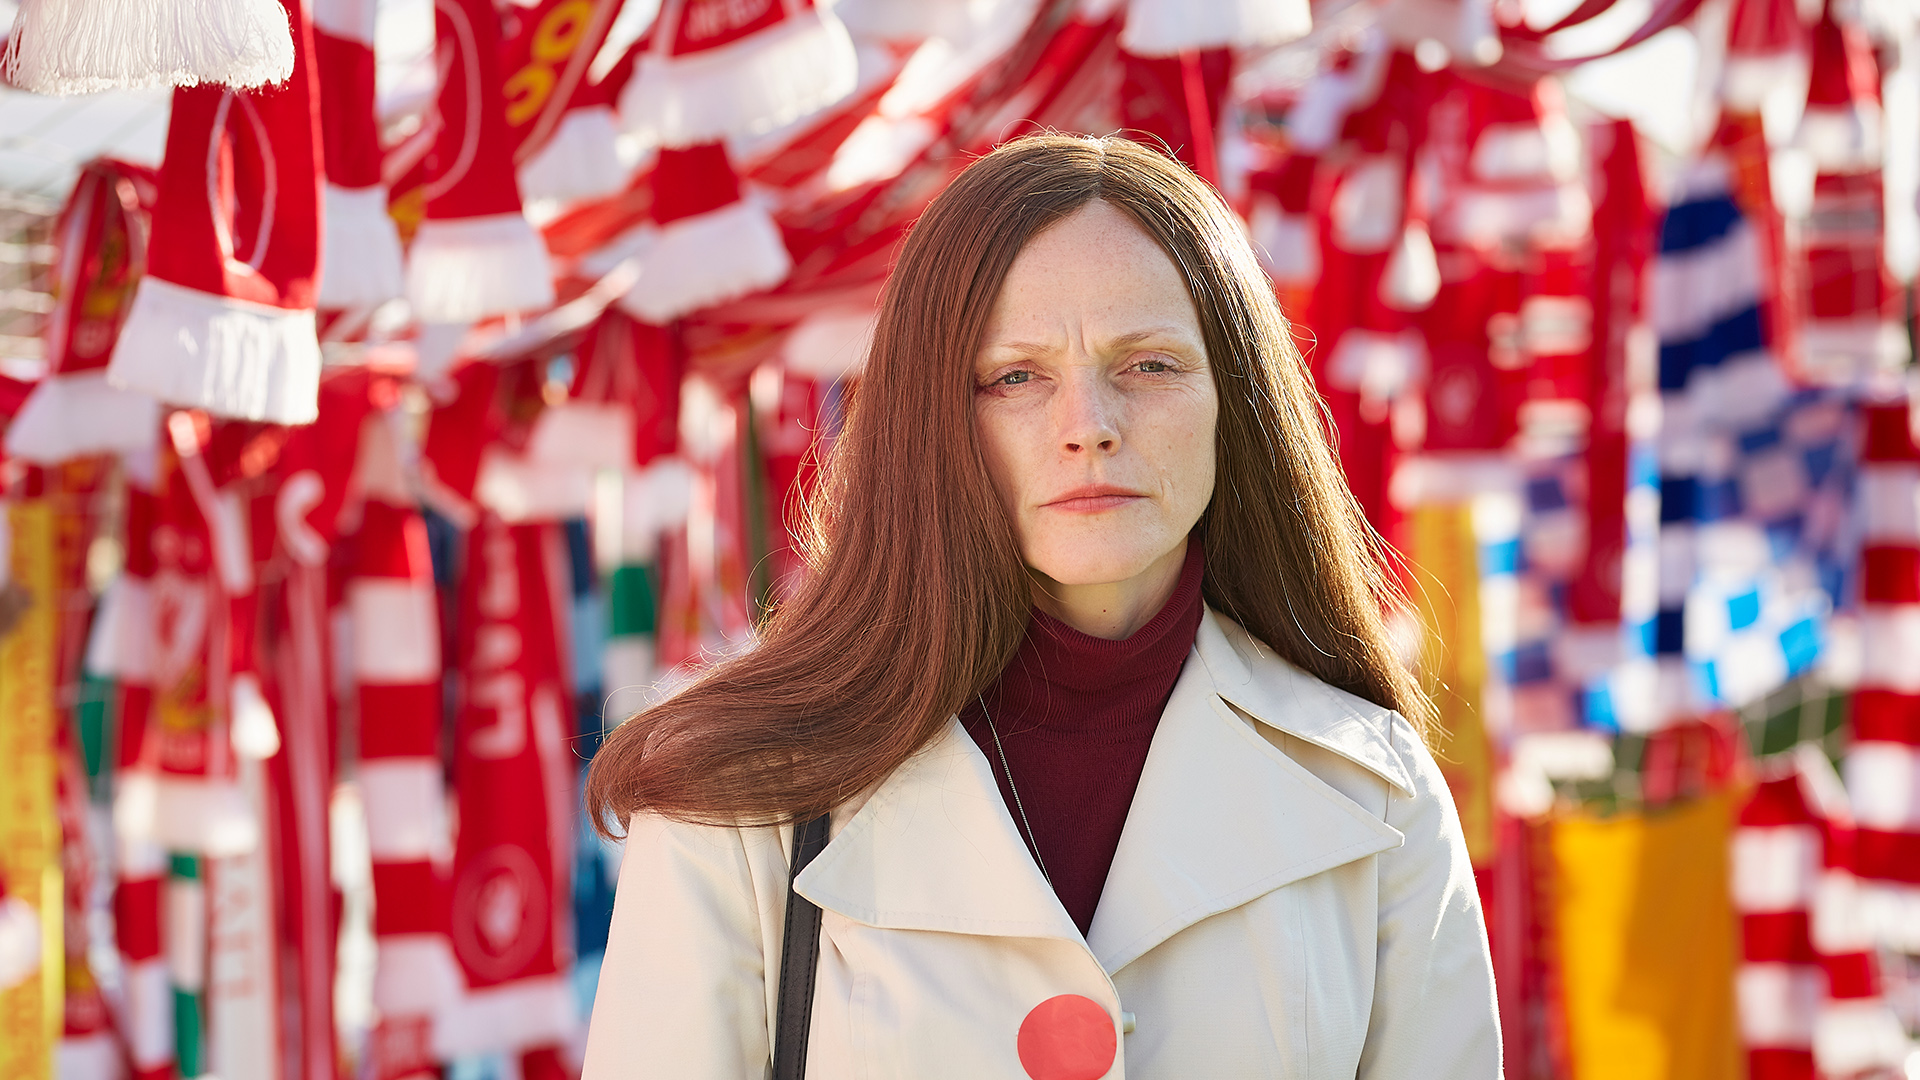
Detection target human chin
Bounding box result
[1020,517,1179,587]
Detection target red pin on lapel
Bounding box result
[1017,994,1117,1080]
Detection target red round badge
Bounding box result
[1016,994,1117,1080]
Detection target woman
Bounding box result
[582,134,1499,1078]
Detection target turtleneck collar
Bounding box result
[985,536,1206,739]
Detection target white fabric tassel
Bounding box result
[1120,0,1311,56]
[619,5,858,146]
[106,277,322,424]
[318,184,406,310]
[604,200,792,323]
[406,213,557,324]
[1,0,295,94]
[4,370,161,463]
[518,106,630,203]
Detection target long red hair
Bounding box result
[587,134,1428,831]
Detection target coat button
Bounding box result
[1017,994,1117,1080]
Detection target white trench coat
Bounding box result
[583,607,1501,1078]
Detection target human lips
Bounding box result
[1041,484,1149,512]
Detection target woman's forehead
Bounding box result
[982,201,1201,350]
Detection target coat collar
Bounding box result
[794,607,1410,972]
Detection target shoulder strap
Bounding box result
[773,813,832,1080]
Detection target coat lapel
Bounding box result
[796,608,1417,973]
[1085,609,1409,974]
[794,718,1083,944]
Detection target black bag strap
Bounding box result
[773,812,832,1080]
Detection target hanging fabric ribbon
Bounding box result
[1117,0,1310,57]
[503,0,629,176]
[618,0,859,147]
[597,142,792,324]
[438,515,577,1058]
[5,160,161,463]
[1847,403,1920,954]
[313,0,406,309]
[345,401,465,1080]
[93,480,175,1080]
[407,0,557,324]
[104,0,325,424]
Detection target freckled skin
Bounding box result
[973,200,1218,641]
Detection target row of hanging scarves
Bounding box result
[1246,1,1920,1073]
[0,4,1357,1075]
[0,6,1904,1076]
[1734,744,1911,1077]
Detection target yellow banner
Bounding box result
[1551,794,1742,1080]
[1410,504,1496,866]
[0,500,63,1079]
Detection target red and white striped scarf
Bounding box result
[1734,747,1908,1076]
[313,0,405,308]
[407,0,556,325]
[5,160,161,463]
[438,513,577,1058]
[104,0,326,424]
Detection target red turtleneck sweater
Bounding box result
[960,539,1206,936]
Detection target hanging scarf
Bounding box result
[343,401,463,1080]
[252,373,381,1080]
[499,0,625,201]
[407,0,556,324]
[1723,0,1808,112]
[313,0,405,308]
[6,160,161,463]
[1735,749,1909,1077]
[0,0,293,94]
[1117,48,1231,185]
[116,421,261,860]
[104,0,325,425]
[1246,152,1320,319]
[589,142,791,324]
[618,0,858,147]
[573,312,691,721]
[1118,0,1309,56]
[438,515,576,1058]
[93,481,174,1080]
[1562,120,1661,731]
[1848,402,1920,942]
[1792,5,1907,385]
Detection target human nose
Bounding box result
[1054,371,1121,455]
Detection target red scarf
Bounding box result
[407,0,556,324]
[313,0,405,308]
[618,0,858,147]
[439,514,577,1057]
[1117,0,1311,55]
[1567,120,1652,629]
[1736,751,1908,1076]
[604,142,792,323]
[515,35,637,203]
[350,488,463,1078]
[104,0,325,424]
[6,160,161,463]
[498,0,623,165]
[97,483,174,1080]
[1851,404,1920,902]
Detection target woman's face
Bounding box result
[973,200,1218,596]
